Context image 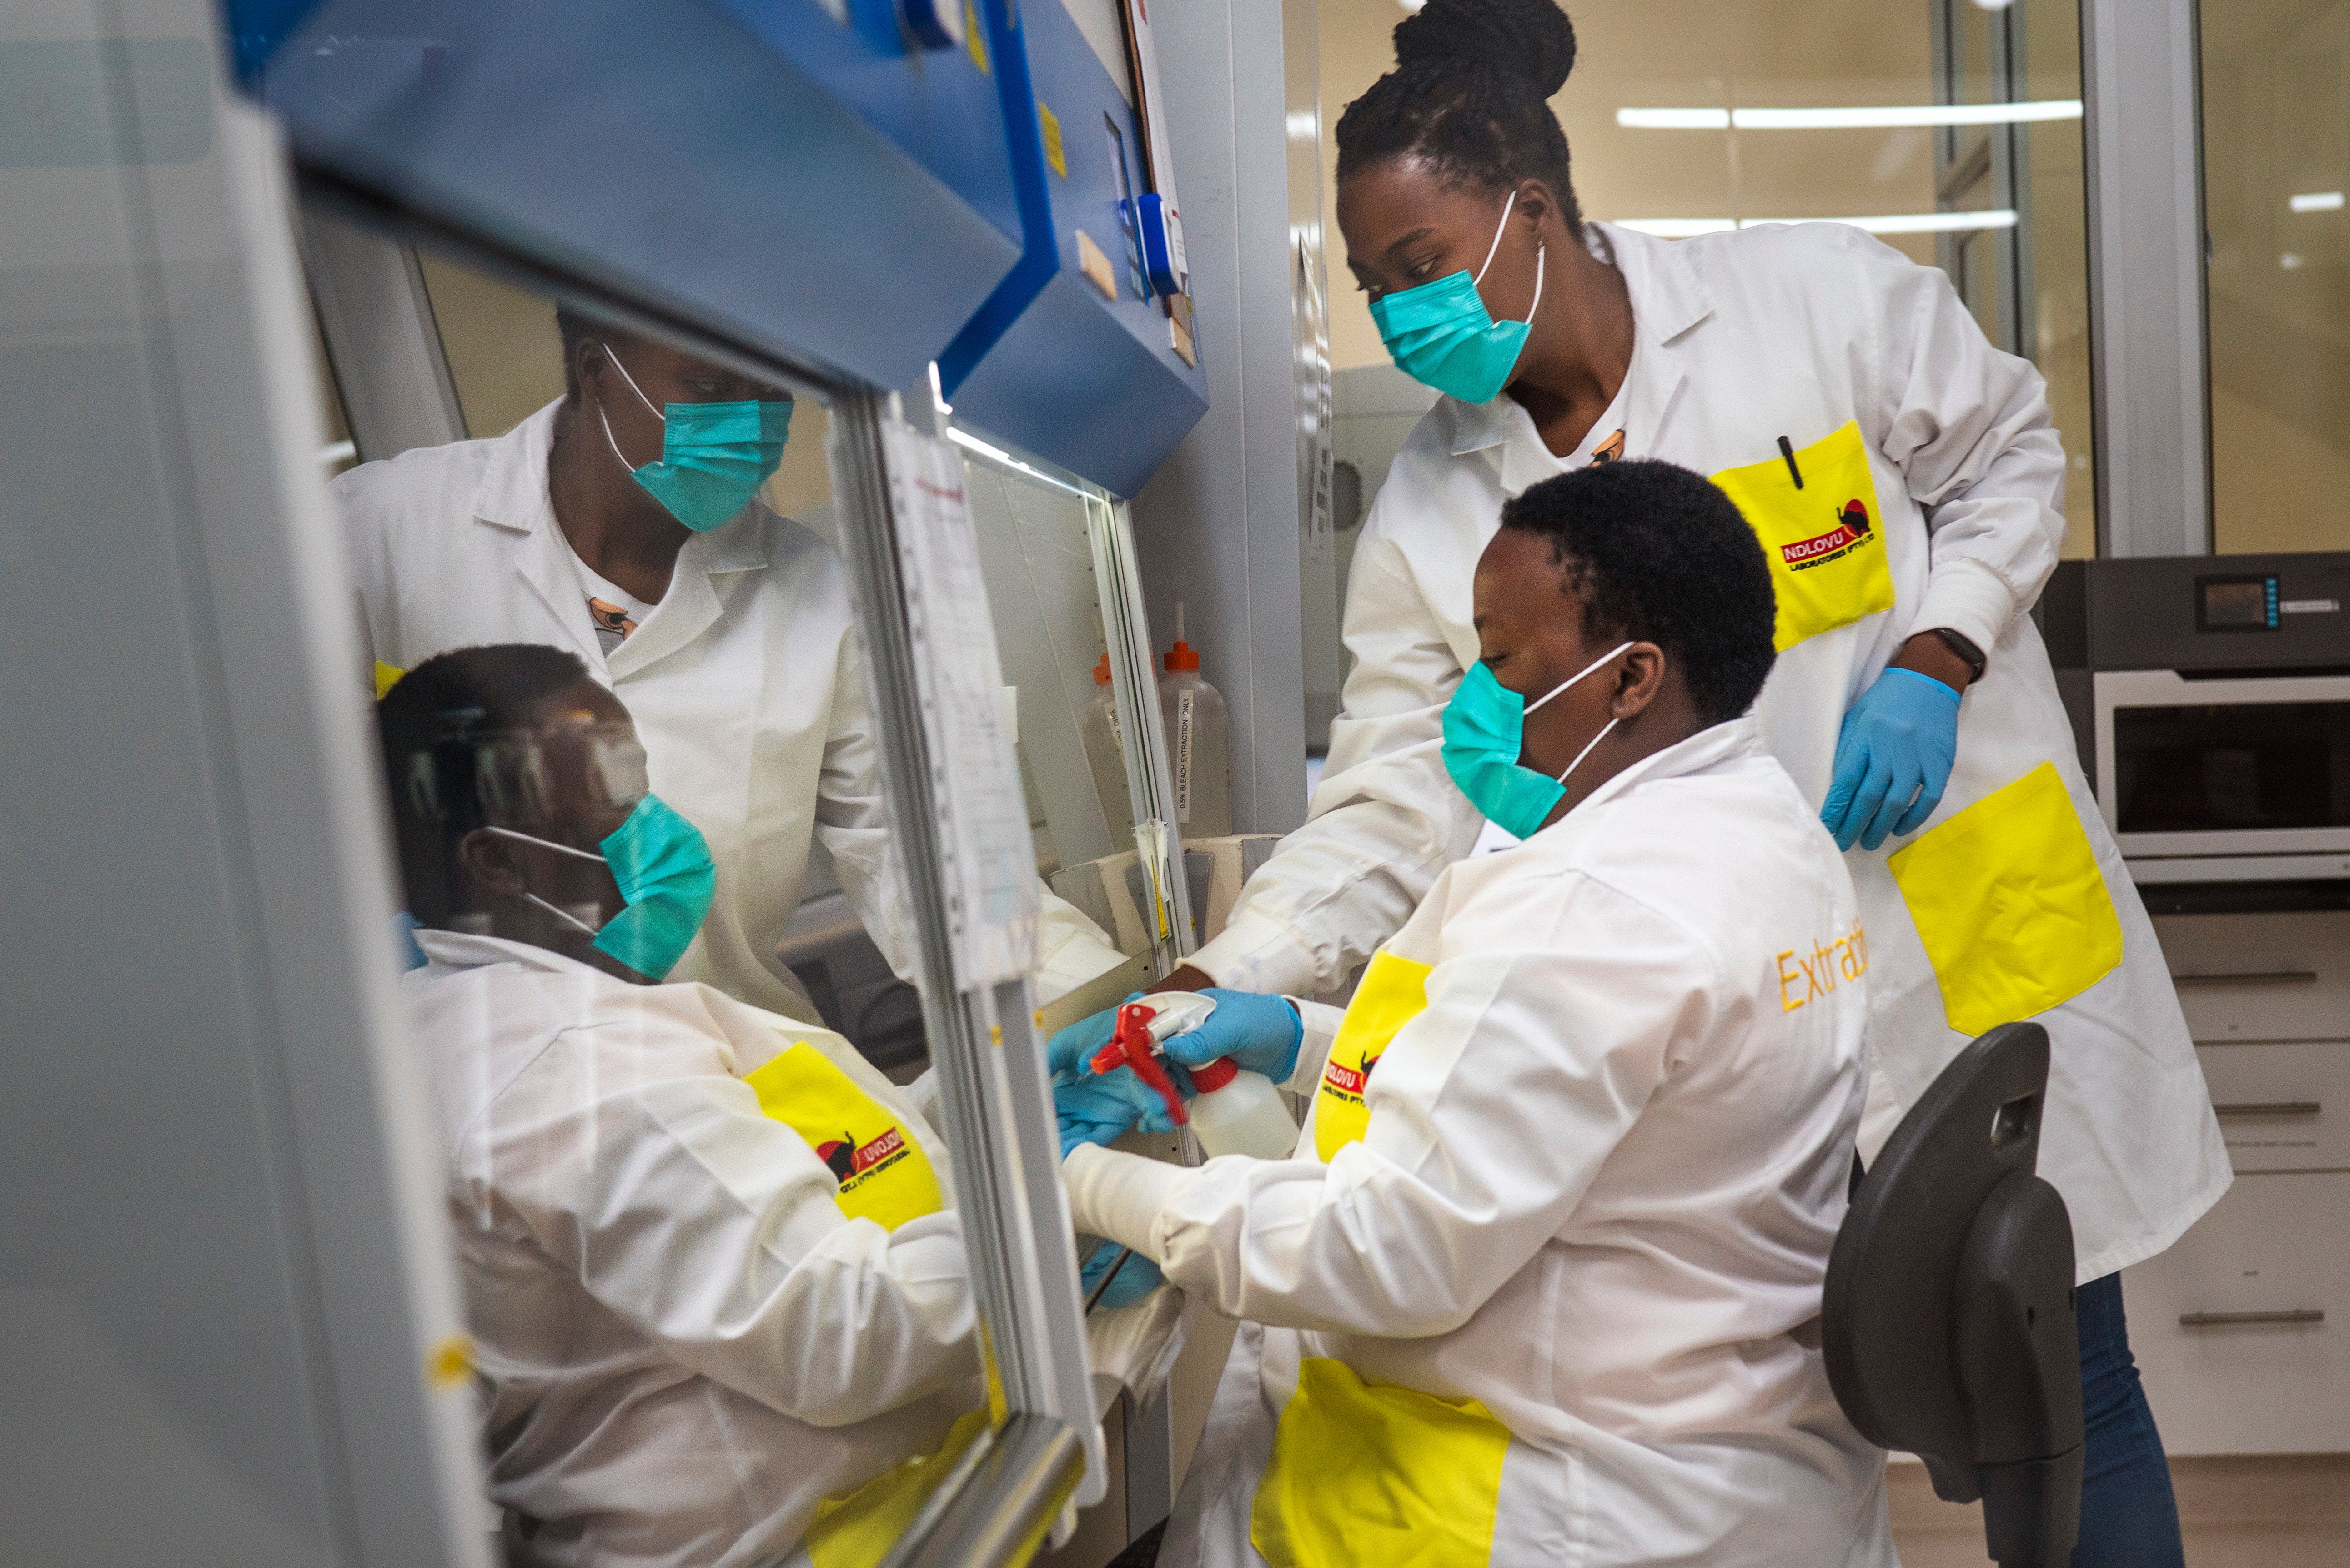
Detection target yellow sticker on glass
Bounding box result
[1314,951,1433,1161]
[1250,1358,1510,1568]
[373,660,407,699]
[1711,420,1897,651]
[1888,761,2124,1037]
[743,1043,944,1232]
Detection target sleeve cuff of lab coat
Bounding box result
[1912,557,2017,667]
[1062,1144,1184,1262]
[1189,908,1317,997]
[1282,1000,1345,1095]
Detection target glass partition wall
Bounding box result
[307,228,1106,1563]
[2202,0,2350,555]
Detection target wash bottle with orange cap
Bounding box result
[1158,603,1231,837]
[1081,651,1137,842]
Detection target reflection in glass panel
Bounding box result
[321,249,986,1560]
[951,422,1161,988]
[2203,1,2350,554]
[1316,0,2097,553]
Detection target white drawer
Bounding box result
[2123,1172,2350,1455]
[2197,1042,2350,1172]
[2153,910,2350,1043]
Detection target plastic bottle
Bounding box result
[1158,603,1232,837]
[1080,653,1137,845]
[1185,1057,1301,1160]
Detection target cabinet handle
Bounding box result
[2173,970,2319,988]
[2179,1309,2325,1327]
[2214,1101,2323,1118]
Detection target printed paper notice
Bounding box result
[884,421,1040,987]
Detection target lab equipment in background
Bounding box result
[1083,653,1138,849]
[938,0,1208,498]
[1159,606,1232,838]
[228,0,1029,395]
[2034,552,2350,901]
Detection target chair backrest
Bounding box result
[1823,1023,2084,1568]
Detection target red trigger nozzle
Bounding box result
[1089,1002,1189,1127]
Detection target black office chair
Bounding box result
[1823,1022,2084,1568]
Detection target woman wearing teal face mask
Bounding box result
[1066,5,2224,1561]
[378,643,993,1565]
[336,310,1131,1022]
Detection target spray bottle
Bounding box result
[1089,994,1297,1161]
[1081,652,1136,844]
[1158,604,1232,838]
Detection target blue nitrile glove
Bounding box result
[1821,667,1963,852]
[1045,992,1146,1081]
[1054,1054,1195,1155]
[1153,989,1305,1086]
[1079,1236,1164,1311]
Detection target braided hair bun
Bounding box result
[1337,0,1585,234]
[1394,0,1576,101]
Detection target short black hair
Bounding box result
[1334,0,1585,239]
[377,644,596,924]
[1500,460,1777,725]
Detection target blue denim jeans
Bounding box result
[2073,1271,2184,1568]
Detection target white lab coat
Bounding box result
[405,928,979,1568]
[1065,720,1894,1568]
[337,401,1123,1015]
[1193,221,2227,1284]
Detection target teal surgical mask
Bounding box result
[487,793,717,979]
[599,347,791,532]
[1367,189,1547,405]
[1441,642,1632,839]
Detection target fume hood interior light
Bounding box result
[1613,210,2019,238]
[2290,191,2345,213]
[1617,101,2081,131]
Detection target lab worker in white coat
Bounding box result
[1062,464,1893,1568]
[1050,4,2224,1560]
[377,644,982,1568]
[337,313,1123,1016]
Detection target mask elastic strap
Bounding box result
[1474,189,1519,286]
[603,347,667,423]
[1556,715,1619,786]
[1523,641,1635,716]
[597,402,644,477]
[1523,242,1546,325]
[480,824,609,864]
[523,891,605,938]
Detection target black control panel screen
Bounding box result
[2197,574,2280,632]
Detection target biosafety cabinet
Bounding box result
[0,2,1326,1567]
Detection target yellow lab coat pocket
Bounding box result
[743,1042,944,1231]
[1888,762,2124,1036]
[1251,1357,1511,1568]
[805,1407,993,1568]
[1314,951,1434,1161]
[1712,421,1897,651]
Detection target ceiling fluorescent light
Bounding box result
[1732,100,2082,129]
[1825,209,2019,235]
[1615,107,1732,130]
[2290,191,2345,213]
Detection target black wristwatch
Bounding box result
[1925,626,1987,686]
